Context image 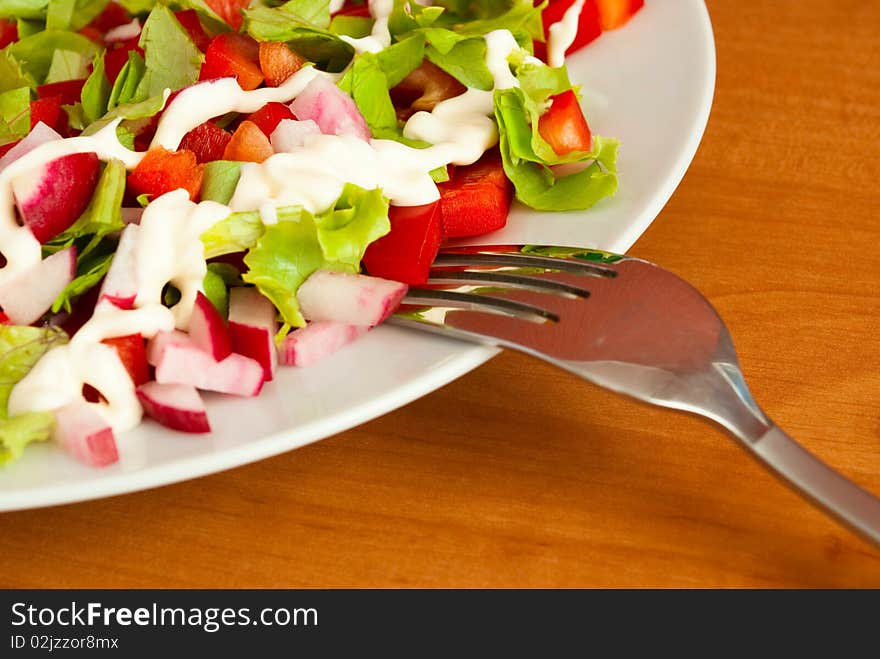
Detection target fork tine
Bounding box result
[432,252,617,278]
[402,288,559,323]
[425,270,592,298]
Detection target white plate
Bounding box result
[0,1,716,511]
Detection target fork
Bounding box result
[389,245,880,546]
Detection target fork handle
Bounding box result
[749,425,880,545]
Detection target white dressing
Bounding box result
[339,0,394,54]
[547,0,586,68]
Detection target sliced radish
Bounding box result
[0,122,62,174]
[269,118,321,152]
[104,18,141,43]
[98,224,139,309]
[146,329,191,366]
[151,333,265,396]
[228,287,277,381]
[0,247,76,325]
[12,152,101,243]
[298,270,407,327]
[188,291,232,361]
[289,75,371,141]
[136,381,210,433]
[280,321,367,367]
[52,401,119,467]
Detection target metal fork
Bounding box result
[390,245,880,546]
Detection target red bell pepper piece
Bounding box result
[438,150,513,239]
[222,120,274,163]
[36,79,86,106]
[537,89,592,155]
[362,202,442,285]
[179,121,233,163]
[128,147,204,201]
[204,0,250,31]
[83,2,131,34]
[258,41,307,88]
[200,33,264,91]
[102,334,150,386]
[0,18,18,49]
[533,0,602,63]
[595,0,644,30]
[247,102,296,138]
[174,9,211,52]
[334,2,371,17]
[29,96,63,131]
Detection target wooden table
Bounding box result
[3,0,880,588]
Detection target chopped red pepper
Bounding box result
[83,2,131,34]
[537,89,592,155]
[128,147,204,201]
[29,96,63,131]
[0,18,18,49]
[438,150,513,239]
[533,0,602,63]
[204,0,250,31]
[595,0,644,30]
[179,122,233,163]
[200,33,264,91]
[223,120,274,163]
[259,41,307,88]
[174,9,211,52]
[36,79,86,106]
[362,202,442,285]
[102,334,150,386]
[247,102,296,138]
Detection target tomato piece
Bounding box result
[0,18,18,49]
[200,33,264,91]
[102,334,150,386]
[36,79,86,106]
[179,122,233,163]
[204,0,250,31]
[223,120,274,163]
[128,147,204,201]
[247,102,296,138]
[595,0,644,30]
[258,41,307,87]
[83,2,131,34]
[362,202,442,285]
[29,96,63,131]
[438,150,512,239]
[533,0,602,63]
[174,9,211,52]
[537,89,592,155]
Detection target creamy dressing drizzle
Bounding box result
[5,26,531,437]
[338,0,394,54]
[547,0,585,68]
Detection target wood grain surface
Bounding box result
[2,0,880,588]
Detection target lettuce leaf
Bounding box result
[51,250,114,313]
[46,0,109,31]
[44,48,91,83]
[201,209,265,259]
[201,160,242,205]
[133,5,204,102]
[239,184,390,327]
[6,29,99,83]
[80,51,111,124]
[0,0,50,21]
[0,325,67,466]
[0,87,31,146]
[0,51,34,94]
[107,49,146,110]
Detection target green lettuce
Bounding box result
[6,29,99,82]
[51,250,114,313]
[0,86,30,146]
[0,51,34,93]
[80,51,111,124]
[201,160,242,205]
[201,210,265,259]
[133,5,204,102]
[0,0,50,21]
[0,325,69,466]
[44,48,90,83]
[107,50,146,110]
[45,0,109,31]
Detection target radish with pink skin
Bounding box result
[52,401,119,467]
[228,287,277,381]
[298,270,407,326]
[104,19,141,43]
[188,291,232,361]
[280,321,367,367]
[289,76,371,141]
[12,152,101,243]
[136,381,211,433]
[98,224,139,309]
[0,122,62,173]
[0,247,76,325]
[149,331,265,396]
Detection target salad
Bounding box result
[0,0,642,468]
